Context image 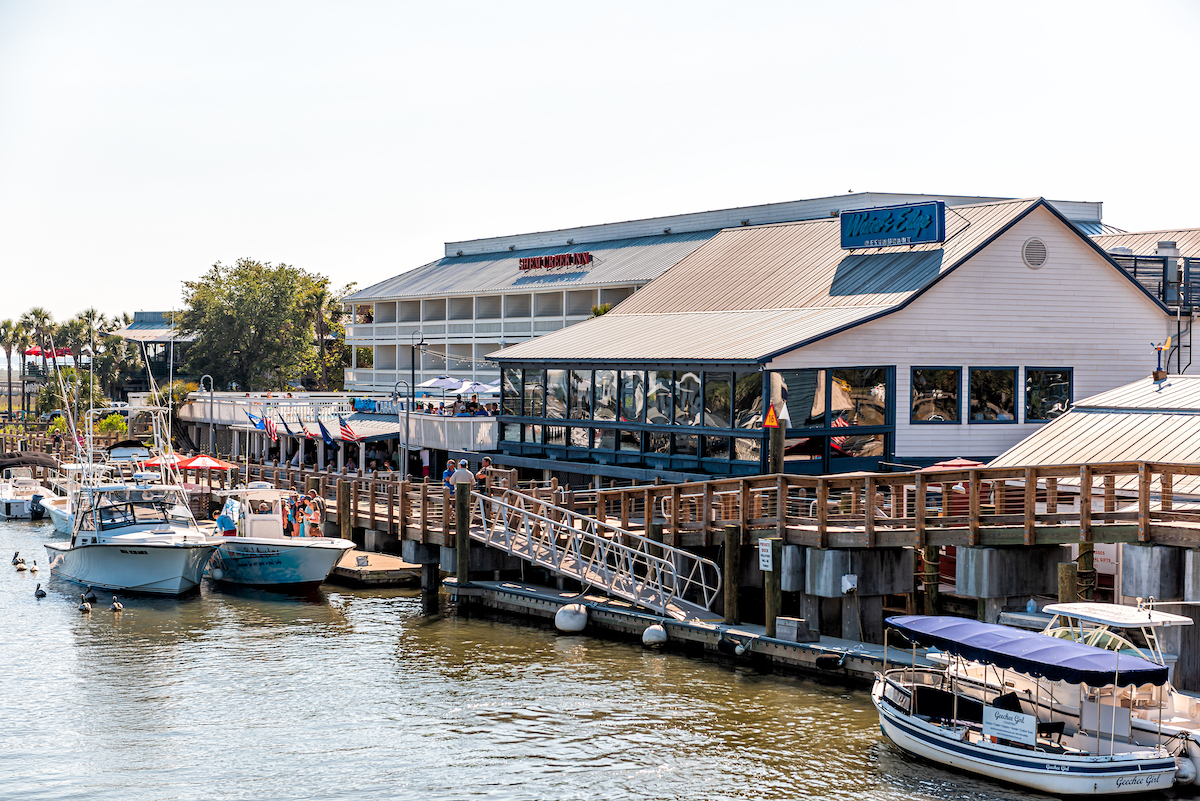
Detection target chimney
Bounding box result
[1155,240,1181,258]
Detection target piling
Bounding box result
[922,546,939,615]
[456,481,471,585]
[1078,543,1095,600]
[763,537,783,637]
[724,524,741,625]
[647,521,664,560]
[1058,562,1079,603]
[768,427,784,475]
[337,480,351,540]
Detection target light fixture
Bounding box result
[456,250,463,256]
[829,210,840,218]
[663,227,671,235]
[740,219,750,226]
[509,245,515,251]
[567,239,574,245]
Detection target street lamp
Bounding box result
[199,375,214,454]
[393,380,411,481]
[410,331,426,413]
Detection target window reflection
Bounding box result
[619,430,641,453]
[545,369,568,419]
[502,422,521,442]
[502,368,522,416]
[569,370,592,420]
[733,372,762,429]
[912,368,960,423]
[619,371,644,423]
[733,437,761,462]
[777,370,825,427]
[674,433,697,456]
[970,368,1016,422]
[595,370,617,421]
[703,436,730,459]
[646,371,673,426]
[830,432,886,458]
[647,431,670,454]
[704,372,731,428]
[524,424,542,444]
[831,368,887,426]
[784,436,823,462]
[544,425,566,445]
[594,428,616,450]
[1026,369,1071,421]
[674,371,701,425]
[569,427,590,447]
[524,369,545,417]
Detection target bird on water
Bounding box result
[11,551,20,565]
[34,583,46,598]
[16,560,27,572]
[29,560,38,573]
[78,594,91,612]
[83,586,97,603]
[110,596,123,612]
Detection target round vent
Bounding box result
[1022,237,1048,268]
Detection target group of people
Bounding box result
[214,490,327,538]
[417,394,499,417]
[442,456,492,494]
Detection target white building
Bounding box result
[342,192,1108,394]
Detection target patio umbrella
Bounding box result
[457,381,498,395]
[179,454,238,470]
[417,375,465,390]
[920,457,986,472]
[142,453,186,466]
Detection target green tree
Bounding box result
[36,367,107,415]
[19,307,53,377]
[178,259,316,391]
[590,303,613,317]
[96,412,127,435]
[0,320,22,420]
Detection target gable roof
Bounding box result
[1093,228,1200,258]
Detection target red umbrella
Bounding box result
[24,346,42,356]
[920,457,985,472]
[178,454,238,470]
[142,453,186,466]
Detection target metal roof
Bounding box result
[1073,375,1200,411]
[493,198,1043,363]
[111,311,193,344]
[343,229,720,303]
[1093,228,1200,257]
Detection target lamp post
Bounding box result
[393,380,411,481]
[200,374,214,454]
[410,331,426,407]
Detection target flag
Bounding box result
[316,416,336,446]
[278,416,295,438]
[830,414,850,451]
[263,416,278,442]
[339,415,362,443]
[245,411,265,430]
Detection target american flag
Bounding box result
[830,414,850,451]
[264,416,278,442]
[338,415,362,443]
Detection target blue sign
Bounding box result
[840,201,946,249]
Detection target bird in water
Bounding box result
[83,586,97,603]
[110,596,123,612]
[15,561,27,572]
[34,583,46,599]
[11,551,20,565]
[29,560,38,573]
[78,594,91,612]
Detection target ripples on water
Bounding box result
[1,519,1052,801]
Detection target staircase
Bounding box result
[469,488,721,621]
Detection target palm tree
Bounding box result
[0,320,17,421]
[19,307,53,377]
[10,325,32,421]
[302,286,332,390]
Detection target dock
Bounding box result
[327,551,422,587]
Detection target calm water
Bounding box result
[1,518,1052,801]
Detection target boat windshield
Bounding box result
[78,488,197,531]
[1046,626,1150,659]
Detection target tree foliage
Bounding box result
[37,367,107,415]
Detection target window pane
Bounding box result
[545,369,568,419]
[569,370,592,420]
[832,368,888,426]
[502,368,523,415]
[784,436,823,462]
[831,432,886,459]
[544,425,566,445]
[674,433,697,455]
[501,422,521,442]
[569,426,590,447]
[647,431,670,454]
[777,370,824,428]
[733,437,761,462]
[594,370,617,421]
[703,436,730,459]
[524,424,542,443]
[733,372,763,429]
[524,369,545,417]
[594,428,616,450]
[704,372,731,428]
[970,369,1016,422]
[1026,369,1071,421]
[646,371,673,425]
[674,371,701,425]
[619,371,644,423]
[619,430,641,453]
[912,368,960,422]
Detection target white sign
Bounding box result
[758,539,773,572]
[983,706,1037,746]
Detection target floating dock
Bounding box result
[327,551,422,587]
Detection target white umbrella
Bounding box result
[417,375,465,390]
[458,381,498,395]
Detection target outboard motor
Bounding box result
[29,494,45,521]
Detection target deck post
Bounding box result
[864,476,876,548]
[763,537,783,637]
[1162,471,1174,512]
[768,426,784,475]
[816,478,828,548]
[923,546,939,616]
[1058,561,1079,603]
[456,481,471,585]
[1046,477,1058,513]
[776,475,787,540]
[337,479,351,540]
[968,470,980,546]
[1138,462,1151,542]
[1079,465,1094,599]
[1023,467,1036,546]
[915,474,928,549]
[724,524,741,625]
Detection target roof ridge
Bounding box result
[1094,226,1200,237]
[725,196,1039,234]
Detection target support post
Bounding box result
[923,546,939,616]
[337,479,351,540]
[768,426,784,475]
[647,521,664,560]
[1058,562,1079,603]
[763,537,783,638]
[1079,465,1094,600]
[724,524,741,625]
[456,480,471,585]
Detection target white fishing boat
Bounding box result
[0,453,62,521]
[41,463,114,534]
[875,615,1182,795]
[207,482,354,591]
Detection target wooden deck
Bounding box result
[327,551,422,587]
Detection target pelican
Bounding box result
[110,596,123,611]
[34,583,46,598]
[11,551,19,565]
[83,586,97,603]
[78,594,91,612]
[15,561,27,572]
[29,561,38,574]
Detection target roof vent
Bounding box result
[456,250,463,257]
[830,210,840,218]
[740,219,750,226]
[1156,241,1180,258]
[1022,238,1048,269]
[1108,246,1134,256]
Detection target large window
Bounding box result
[704,372,732,428]
[646,371,673,425]
[594,370,617,422]
[911,367,960,424]
[733,372,763,429]
[1026,368,1072,421]
[524,369,544,417]
[674,371,701,425]
[619,371,644,423]
[502,368,522,416]
[832,368,887,426]
[831,433,886,459]
[545,369,568,419]
[777,370,824,428]
[569,370,592,420]
[969,368,1017,423]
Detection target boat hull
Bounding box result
[874,686,1177,795]
[207,537,355,590]
[42,498,73,534]
[44,540,217,596]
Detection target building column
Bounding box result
[337,443,345,474]
[359,443,367,473]
[955,546,1072,623]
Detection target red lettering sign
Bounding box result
[518,252,592,271]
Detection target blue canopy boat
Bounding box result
[873,616,1182,795]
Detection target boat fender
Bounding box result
[211,568,224,581]
[642,624,668,646]
[1190,699,1200,721]
[554,603,588,632]
[815,652,849,671]
[1176,756,1197,785]
[716,636,747,657]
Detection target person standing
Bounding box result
[442,459,456,492]
[451,459,475,489]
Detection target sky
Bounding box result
[2,0,1199,324]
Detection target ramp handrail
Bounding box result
[470,487,721,619]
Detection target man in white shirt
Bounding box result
[450,459,475,489]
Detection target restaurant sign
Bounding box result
[519,252,593,271]
[840,201,946,249]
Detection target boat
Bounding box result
[206,481,355,591]
[41,463,114,534]
[43,475,218,595]
[874,615,1183,795]
[0,452,62,520]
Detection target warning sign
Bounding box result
[763,403,780,429]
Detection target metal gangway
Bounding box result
[469,488,722,621]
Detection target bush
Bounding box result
[96,413,127,435]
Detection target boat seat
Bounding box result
[991,692,1025,714]
[1037,720,1065,743]
[912,686,984,725]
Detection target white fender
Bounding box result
[211,567,224,581]
[1176,756,1197,785]
[554,603,588,633]
[642,624,668,645]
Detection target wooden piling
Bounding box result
[768,426,784,475]
[1058,562,1079,603]
[922,546,939,616]
[724,524,741,625]
[337,479,351,540]
[456,481,471,585]
[763,537,783,638]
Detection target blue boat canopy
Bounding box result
[886,616,1169,686]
